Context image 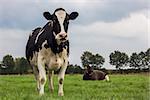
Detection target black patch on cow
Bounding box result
[55,8,65,12]
[41,78,45,84]
[63,18,69,32]
[59,78,63,84]
[69,12,79,20]
[52,15,61,34]
[63,59,65,63]
[43,12,52,20]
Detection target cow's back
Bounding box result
[26,27,42,61]
[91,70,106,80]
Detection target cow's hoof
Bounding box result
[58,92,64,96]
[39,90,44,96]
[39,93,44,96]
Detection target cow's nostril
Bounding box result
[59,34,67,38]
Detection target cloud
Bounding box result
[68,11,149,68]
[70,10,148,42]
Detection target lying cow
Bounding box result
[83,66,110,81]
[26,8,78,96]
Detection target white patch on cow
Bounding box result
[37,52,47,95]
[35,29,44,43]
[53,32,56,37]
[42,40,48,47]
[58,83,64,96]
[55,10,66,33]
[105,75,110,81]
[39,84,45,95]
[58,62,68,96]
[37,47,68,70]
[48,71,54,92]
[58,54,68,96]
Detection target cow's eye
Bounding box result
[53,17,57,23]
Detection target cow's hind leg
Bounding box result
[48,70,54,93]
[58,65,67,96]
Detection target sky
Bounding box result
[0,0,149,69]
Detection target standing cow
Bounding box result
[26,8,78,96]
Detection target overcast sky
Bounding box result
[0,0,149,69]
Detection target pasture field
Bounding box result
[0,74,149,100]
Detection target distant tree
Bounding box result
[109,51,129,69]
[129,53,141,69]
[73,64,83,74]
[66,64,74,74]
[138,51,147,69]
[2,55,15,73]
[66,64,83,74]
[129,49,150,70]
[90,54,105,69]
[15,57,31,74]
[145,48,150,69]
[81,51,105,69]
[14,58,20,73]
[81,51,93,67]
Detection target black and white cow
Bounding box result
[26,8,78,96]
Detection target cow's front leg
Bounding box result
[58,63,67,96]
[38,56,47,95]
[48,70,54,93]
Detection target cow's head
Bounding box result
[43,8,78,44]
[86,66,93,74]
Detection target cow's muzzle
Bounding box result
[58,33,67,41]
[59,32,67,38]
[55,32,68,43]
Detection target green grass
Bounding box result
[0,74,149,100]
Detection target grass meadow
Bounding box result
[0,74,149,100]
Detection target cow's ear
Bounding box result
[43,12,52,20]
[69,12,79,20]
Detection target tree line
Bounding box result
[0,55,31,74]
[0,48,149,74]
[81,48,150,70]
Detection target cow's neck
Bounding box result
[49,37,68,54]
